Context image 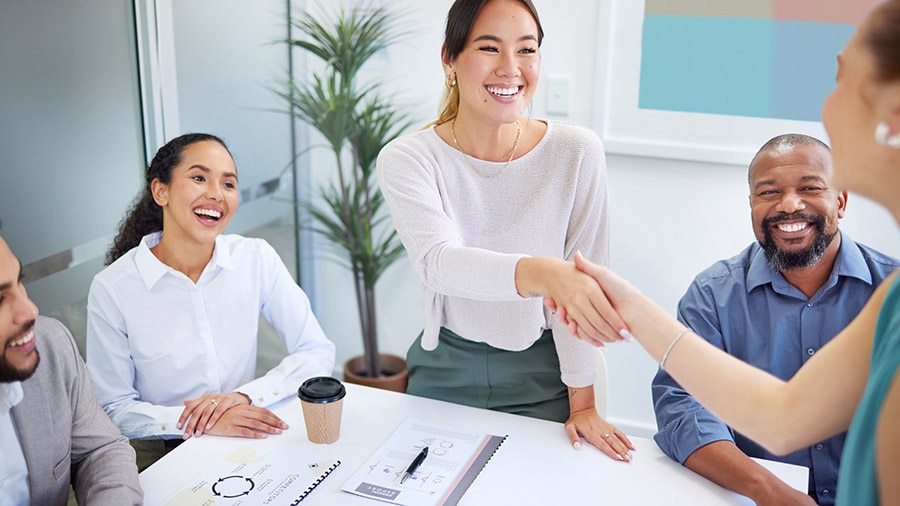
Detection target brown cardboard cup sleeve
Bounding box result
[298,377,346,444]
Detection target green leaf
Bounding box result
[277,2,416,377]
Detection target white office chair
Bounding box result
[594,348,608,419]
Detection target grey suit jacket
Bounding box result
[11,316,142,505]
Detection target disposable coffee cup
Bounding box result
[298,376,346,444]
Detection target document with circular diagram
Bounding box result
[159,445,340,505]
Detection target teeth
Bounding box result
[195,208,222,219]
[777,222,808,233]
[487,86,519,97]
[10,330,34,347]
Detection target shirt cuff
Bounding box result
[654,411,735,464]
[237,377,287,407]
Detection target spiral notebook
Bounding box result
[341,418,506,506]
[158,445,340,506]
[290,459,341,504]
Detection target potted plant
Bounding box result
[278,4,413,390]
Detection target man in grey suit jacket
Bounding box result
[0,233,142,505]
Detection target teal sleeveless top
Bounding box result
[837,274,900,504]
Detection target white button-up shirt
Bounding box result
[86,232,335,439]
[0,381,29,505]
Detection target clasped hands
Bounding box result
[544,251,638,346]
[176,392,288,440]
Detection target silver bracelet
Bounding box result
[660,328,690,369]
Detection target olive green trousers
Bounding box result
[406,327,569,423]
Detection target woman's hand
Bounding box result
[178,392,253,438]
[572,253,687,360]
[517,253,628,346]
[564,385,634,461]
[201,405,288,439]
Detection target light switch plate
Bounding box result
[546,75,571,115]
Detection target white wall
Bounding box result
[304,0,900,436]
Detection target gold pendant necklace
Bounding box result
[449,118,522,178]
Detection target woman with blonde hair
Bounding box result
[377,0,632,461]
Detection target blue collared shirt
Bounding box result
[652,233,900,505]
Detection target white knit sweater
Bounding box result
[377,121,609,387]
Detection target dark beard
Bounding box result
[0,350,39,382]
[761,213,837,272]
[0,321,40,382]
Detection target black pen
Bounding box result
[400,446,429,484]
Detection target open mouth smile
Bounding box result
[486,85,521,98]
[7,329,34,349]
[194,207,223,223]
[6,326,34,353]
[775,222,810,233]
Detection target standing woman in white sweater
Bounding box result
[377,0,632,461]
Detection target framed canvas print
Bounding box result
[592,0,878,165]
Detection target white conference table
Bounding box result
[140,383,806,505]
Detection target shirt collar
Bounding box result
[135,231,235,289]
[0,382,24,415]
[746,231,871,293]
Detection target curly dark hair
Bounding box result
[106,133,231,265]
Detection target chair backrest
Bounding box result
[594,348,608,419]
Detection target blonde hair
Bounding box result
[426,77,461,129]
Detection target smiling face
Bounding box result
[749,143,847,272]
[0,237,40,383]
[152,140,239,248]
[445,0,541,125]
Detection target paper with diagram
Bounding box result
[158,444,340,505]
[341,418,506,506]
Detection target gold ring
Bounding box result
[210,399,218,406]
[602,433,611,439]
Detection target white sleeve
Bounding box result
[86,278,183,439]
[552,133,608,388]
[377,141,526,302]
[235,240,336,406]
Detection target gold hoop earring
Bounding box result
[446,75,457,88]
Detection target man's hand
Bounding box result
[683,441,816,506]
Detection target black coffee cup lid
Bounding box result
[298,376,346,403]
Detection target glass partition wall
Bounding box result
[0,0,146,355]
[0,0,302,375]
